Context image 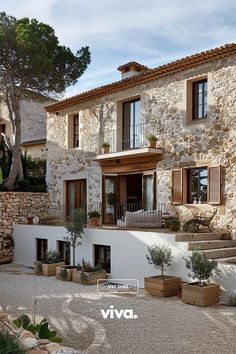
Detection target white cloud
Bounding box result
[0,0,235,94]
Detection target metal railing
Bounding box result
[81,122,159,154]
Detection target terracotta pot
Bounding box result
[144,275,181,297]
[148,141,157,148]
[89,217,100,227]
[27,217,34,224]
[102,147,110,154]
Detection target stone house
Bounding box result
[0,91,56,159]
[45,43,236,234]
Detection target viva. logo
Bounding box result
[101,305,138,319]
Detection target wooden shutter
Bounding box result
[208,166,221,205]
[172,169,183,205]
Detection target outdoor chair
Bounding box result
[184,208,217,232]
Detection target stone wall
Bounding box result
[46,54,236,232]
[0,192,50,263]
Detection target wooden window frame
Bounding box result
[192,79,208,120]
[73,114,79,148]
[122,98,140,150]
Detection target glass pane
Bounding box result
[143,175,153,210]
[68,182,75,217]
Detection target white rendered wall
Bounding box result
[13,224,236,301]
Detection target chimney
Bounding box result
[117,61,149,80]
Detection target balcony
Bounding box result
[85,123,163,164]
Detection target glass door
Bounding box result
[103,176,117,224]
[66,179,87,218]
[142,172,156,210]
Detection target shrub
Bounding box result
[183,220,198,233]
[0,331,24,354]
[42,250,61,264]
[101,142,110,148]
[78,258,103,272]
[184,249,218,287]
[14,315,62,342]
[227,294,236,307]
[59,268,67,281]
[146,244,173,278]
[88,210,100,218]
[164,217,180,231]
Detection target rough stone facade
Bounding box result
[46,54,236,233]
[0,192,50,263]
[0,92,55,159]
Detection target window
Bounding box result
[172,166,221,205]
[123,99,140,149]
[36,238,48,261]
[73,114,79,147]
[192,80,207,119]
[57,241,70,265]
[0,124,6,134]
[66,179,87,217]
[94,245,111,273]
[187,168,208,204]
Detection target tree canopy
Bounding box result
[0,12,91,188]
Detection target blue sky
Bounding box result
[0,0,236,98]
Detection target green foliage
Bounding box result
[183,220,198,233]
[64,208,87,266]
[146,134,157,142]
[227,294,236,307]
[164,217,180,231]
[107,192,116,205]
[184,249,218,287]
[59,268,67,281]
[101,142,110,148]
[42,250,61,264]
[13,315,62,342]
[0,12,91,95]
[80,271,88,283]
[0,331,24,354]
[0,139,12,181]
[88,210,100,218]
[78,258,103,272]
[146,244,173,278]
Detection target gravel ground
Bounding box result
[0,264,236,354]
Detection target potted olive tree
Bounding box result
[88,210,101,227]
[56,208,87,281]
[101,142,110,154]
[146,134,157,148]
[144,244,181,297]
[182,249,220,307]
[42,250,64,277]
[72,258,106,285]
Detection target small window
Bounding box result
[0,124,6,134]
[187,167,208,204]
[36,238,48,261]
[192,80,207,120]
[94,245,111,273]
[73,114,79,148]
[57,241,70,265]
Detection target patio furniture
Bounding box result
[184,209,217,232]
[117,209,162,228]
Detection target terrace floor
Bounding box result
[0,263,236,353]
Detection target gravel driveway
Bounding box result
[0,264,236,354]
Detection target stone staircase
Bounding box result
[176,231,236,263]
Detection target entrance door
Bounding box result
[66,179,86,217]
[103,176,117,224]
[36,238,48,261]
[58,241,70,265]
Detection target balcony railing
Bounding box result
[81,122,159,154]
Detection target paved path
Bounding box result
[0,264,236,353]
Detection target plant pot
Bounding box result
[42,262,65,277]
[56,265,76,281]
[89,217,100,227]
[72,269,106,285]
[27,217,34,224]
[148,141,157,148]
[144,275,181,297]
[102,147,110,154]
[182,282,220,307]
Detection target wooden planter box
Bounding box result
[56,266,76,281]
[182,283,220,307]
[144,275,181,297]
[42,262,65,277]
[72,269,106,285]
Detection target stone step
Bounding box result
[216,257,236,264]
[176,232,231,242]
[203,247,236,259]
[188,240,236,251]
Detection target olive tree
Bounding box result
[146,244,173,278]
[0,12,91,189]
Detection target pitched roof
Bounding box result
[46,43,236,113]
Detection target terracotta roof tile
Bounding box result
[46,43,236,112]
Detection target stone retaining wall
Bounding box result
[0,192,50,264]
